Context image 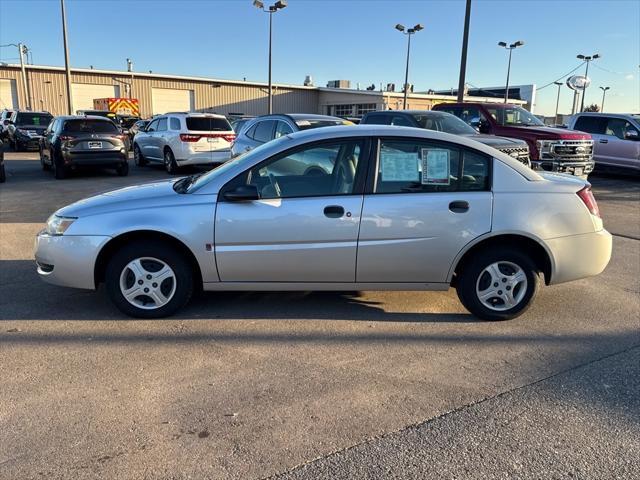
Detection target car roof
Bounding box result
[57,115,117,121]
[253,113,345,122]
[160,112,227,119]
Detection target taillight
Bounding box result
[221,133,236,143]
[59,135,75,141]
[180,133,201,142]
[577,186,600,218]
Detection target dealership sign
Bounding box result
[566,75,591,91]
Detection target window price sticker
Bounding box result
[380,151,420,182]
[421,148,450,185]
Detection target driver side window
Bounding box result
[234,139,365,200]
[146,119,159,132]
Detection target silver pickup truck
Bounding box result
[568,113,640,174]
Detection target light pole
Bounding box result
[0,43,31,109]
[253,0,287,114]
[126,58,134,98]
[456,0,472,103]
[395,23,424,109]
[577,53,600,112]
[498,40,524,103]
[554,81,562,125]
[599,86,610,112]
[61,0,73,114]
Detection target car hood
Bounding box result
[504,125,590,139]
[56,179,188,218]
[463,134,527,147]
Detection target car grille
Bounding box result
[496,146,530,165]
[549,140,593,161]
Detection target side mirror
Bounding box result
[223,184,259,201]
[478,120,490,134]
[624,129,639,141]
[2,120,9,126]
[469,117,481,128]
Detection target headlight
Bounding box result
[45,215,77,235]
[536,140,554,157]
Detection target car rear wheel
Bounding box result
[164,149,179,175]
[0,162,5,183]
[105,241,194,318]
[133,144,147,166]
[456,247,539,321]
[52,150,67,180]
[39,147,51,171]
[116,161,129,176]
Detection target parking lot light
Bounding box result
[599,86,610,112]
[253,0,288,114]
[396,23,424,109]
[498,40,525,103]
[577,53,601,112]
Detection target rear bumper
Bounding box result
[62,149,128,166]
[16,137,41,150]
[177,150,232,166]
[546,229,612,285]
[34,232,111,290]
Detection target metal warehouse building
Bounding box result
[0,64,524,118]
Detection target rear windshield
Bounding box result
[63,119,119,133]
[186,117,231,131]
[16,113,53,126]
[295,119,348,130]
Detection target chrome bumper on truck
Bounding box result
[533,139,595,176]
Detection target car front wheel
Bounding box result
[456,247,539,321]
[133,144,147,166]
[164,149,179,175]
[105,241,194,318]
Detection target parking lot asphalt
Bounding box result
[1,153,639,479]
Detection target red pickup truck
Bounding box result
[432,102,594,177]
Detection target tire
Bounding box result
[164,148,179,175]
[105,241,194,318]
[52,149,67,180]
[0,162,5,183]
[456,247,539,321]
[116,161,129,176]
[40,147,51,171]
[133,144,147,166]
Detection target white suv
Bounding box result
[133,113,235,174]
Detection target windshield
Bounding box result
[485,106,544,127]
[185,135,292,193]
[413,113,477,135]
[16,113,53,126]
[295,119,352,130]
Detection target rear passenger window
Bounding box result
[375,139,491,194]
[170,117,181,130]
[390,115,413,127]
[573,116,607,134]
[363,114,390,125]
[253,120,276,143]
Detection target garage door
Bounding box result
[71,83,120,113]
[0,79,19,110]
[152,88,194,115]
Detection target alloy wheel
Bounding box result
[119,257,177,310]
[475,261,528,311]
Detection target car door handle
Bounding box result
[449,201,469,213]
[324,205,345,218]
[599,139,608,144]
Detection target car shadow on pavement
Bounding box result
[0,260,474,323]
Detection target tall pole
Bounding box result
[18,43,31,110]
[504,48,513,103]
[554,81,562,125]
[457,0,472,102]
[580,60,590,112]
[600,86,609,112]
[268,11,273,114]
[403,33,412,109]
[61,0,73,114]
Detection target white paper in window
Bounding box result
[421,148,450,185]
[380,151,419,182]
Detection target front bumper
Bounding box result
[546,229,612,285]
[531,159,595,177]
[34,232,111,290]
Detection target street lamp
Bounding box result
[253,0,287,114]
[0,43,31,109]
[498,40,524,103]
[126,58,134,98]
[553,81,563,125]
[599,86,610,112]
[576,53,600,112]
[395,23,424,109]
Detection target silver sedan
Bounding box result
[34,126,612,320]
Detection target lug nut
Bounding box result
[144,288,149,293]
[493,283,499,287]
[146,274,152,280]
[502,278,507,283]
[498,290,503,295]
[138,280,143,285]
[152,283,158,288]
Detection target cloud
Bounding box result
[625,74,634,80]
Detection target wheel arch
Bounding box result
[94,230,203,288]
[449,232,554,286]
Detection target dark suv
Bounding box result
[7,111,54,151]
[39,116,129,179]
[361,110,531,166]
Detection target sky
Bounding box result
[1,0,638,116]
